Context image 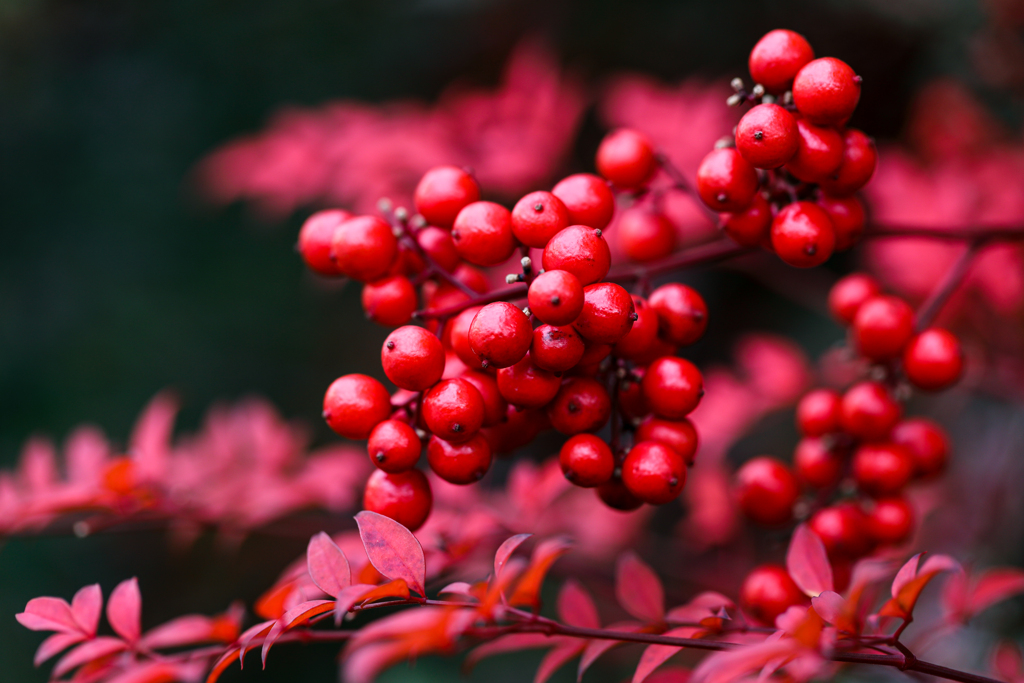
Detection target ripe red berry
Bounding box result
[511,191,570,248]
[559,434,615,487]
[363,468,432,531]
[696,148,759,212]
[748,29,815,94]
[574,282,636,345]
[648,283,708,346]
[362,275,418,327]
[793,57,861,126]
[613,296,660,360]
[735,456,799,525]
[496,354,561,408]
[865,497,915,546]
[381,326,446,391]
[852,442,914,496]
[324,374,392,439]
[481,405,547,455]
[770,201,835,268]
[542,225,611,286]
[852,295,915,361]
[793,437,842,489]
[796,388,841,436]
[740,564,806,626]
[416,226,461,272]
[596,128,657,188]
[828,273,880,325]
[528,269,585,326]
[784,118,844,183]
[422,378,485,442]
[635,416,698,465]
[819,128,877,196]
[817,195,866,251]
[616,374,650,421]
[531,324,586,373]
[468,302,533,369]
[298,209,352,276]
[891,418,949,479]
[414,165,480,228]
[903,328,964,391]
[597,477,644,511]
[839,381,902,441]
[451,201,517,267]
[459,370,508,427]
[547,377,612,435]
[720,193,772,247]
[642,356,704,419]
[617,208,677,262]
[331,215,399,283]
[426,434,492,485]
[808,504,870,558]
[572,340,613,377]
[552,173,616,230]
[622,441,686,505]
[446,306,485,369]
[736,104,800,169]
[367,419,422,473]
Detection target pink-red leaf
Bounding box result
[104,661,178,683]
[307,532,351,598]
[577,621,642,681]
[237,620,275,665]
[632,627,693,683]
[787,525,833,598]
[16,597,81,634]
[71,584,102,637]
[616,553,665,623]
[495,533,532,581]
[810,591,856,634]
[691,638,803,683]
[465,633,555,671]
[34,632,86,666]
[345,640,414,683]
[140,615,220,650]
[882,553,960,619]
[205,648,241,683]
[945,567,1024,623]
[354,511,426,597]
[333,583,384,624]
[558,579,600,630]
[439,582,474,598]
[53,636,127,678]
[107,578,142,644]
[261,599,335,666]
[508,537,573,610]
[536,641,584,683]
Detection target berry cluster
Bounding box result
[736,272,964,624]
[696,29,877,267]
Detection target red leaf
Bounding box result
[34,632,86,666]
[53,636,127,678]
[261,599,336,666]
[333,583,384,624]
[140,615,221,650]
[632,627,694,683]
[354,511,426,597]
[881,553,960,620]
[107,578,142,644]
[810,591,856,634]
[439,582,474,598]
[16,597,81,634]
[495,533,532,581]
[558,580,600,630]
[992,641,1024,683]
[104,661,178,683]
[577,621,642,681]
[643,667,691,683]
[949,568,1024,622]
[616,553,665,623]
[205,648,240,683]
[465,633,557,670]
[307,532,351,598]
[71,584,103,637]
[690,638,803,683]
[508,537,573,611]
[786,525,833,598]
[237,620,275,665]
[536,641,584,683]
[344,640,414,683]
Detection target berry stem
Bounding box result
[914,238,984,331]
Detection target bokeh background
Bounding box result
[3,0,1024,681]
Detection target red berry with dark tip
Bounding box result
[636,416,698,465]
[648,283,708,346]
[696,148,759,212]
[784,118,844,183]
[547,377,612,435]
[414,165,480,228]
[622,441,686,505]
[892,418,949,479]
[852,295,915,361]
[531,324,586,373]
[865,497,915,546]
[481,405,547,455]
[469,302,533,369]
[819,129,877,196]
[736,104,800,169]
[362,275,418,327]
[840,381,902,441]
[422,378,484,442]
[735,456,799,525]
[451,201,517,267]
[720,193,772,247]
[596,128,657,188]
[613,296,660,360]
[828,273,880,325]
[559,434,615,487]
[818,195,866,251]
[324,374,392,440]
[793,437,842,489]
[331,215,399,283]
[298,209,352,275]
[459,370,508,427]
[903,328,964,391]
[542,225,611,286]
[740,564,806,626]
[748,29,815,94]
[363,468,432,531]
[796,388,841,436]
[496,354,561,408]
[770,201,835,268]
[809,503,871,559]
[511,191,570,248]
[552,173,616,230]
[642,356,704,419]
[381,326,446,391]
[574,282,636,344]
[793,57,862,126]
[528,269,584,326]
[367,419,422,473]
[426,433,492,485]
[853,442,914,496]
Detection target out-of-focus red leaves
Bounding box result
[307,531,352,598]
[261,599,336,665]
[632,627,697,683]
[616,553,666,624]
[942,566,1024,623]
[578,620,644,680]
[107,578,142,645]
[690,637,813,683]
[354,511,426,597]
[53,637,128,678]
[992,641,1024,683]
[508,537,573,611]
[786,525,834,598]
[879,553,961,620]
[557,579,600,630]
[495,533,532,582]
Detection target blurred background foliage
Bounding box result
[2,0,1022,681]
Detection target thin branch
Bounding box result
[914,239,984,330]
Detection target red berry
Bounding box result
[542,225,611,286]
[852,442,914,496]
[496,354,561,408]
[547,377,612,435]
[381,326,446,391]
[459,370,508,427]
[852,295,915,361]
[617,374,650,421]
[748,29,815,94]
[552,173,615,230]
[324,374,392,440]
[528,269,585,326]
[511,191,570,248]
[363,468,432,531]
[793,437,842,489]
[793,57,861,126]
[447,306,485,369]
[362,276,418,327]
[735,456,799,525]
[648,284,708,346]
[770,201,835,268]
[819,129,877,196]
[367,419,422,473]
[808,504,870,559]
[613,297,660,360]
[740,564,805,626]
[559,434,615,487]
[531,324,586,374]
[574,282,636,345]
[331,215,399,283]
[422,378,485,442]
[736,104,800,169]
[414,165,480,228]
[298,209,352,275]
[596,128,657,188]
[696,148,759,212]
[468,302,533,369]
[642,356,703,419]
[636,416,698,465]
[891,418,948,479]
[617,208,677,262]
[828,273,880,325]
[416,226,460,272]
[720,193,772,247]
[865,497,914,546]
[597,477,644,511]
[481,405,547,455]
[426,434,492,485]
[784,118,844,183]
[817,195,866,251]
[839,381,902,441]
[451,201,517,267]
[903,328,963,391]
[796,388,841,436]
[622,441,686,505]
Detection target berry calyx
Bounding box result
[559,434,615,487]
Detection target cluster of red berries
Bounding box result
[736,272,964,624]
[696,29,877,268]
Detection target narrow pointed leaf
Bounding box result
[53,636,127,678]
[787,525,833,598]
[354,511,426,597]
[104,661,178,683]
[140,615,221,650]
[205,648,241,683]
[237,620,275,665]
[107,578,142,644]
[16,597,80,634]
[536,641,584,683]
[632,627,695,683]
[307,532,351,598]
[578,621,642,681]
[71,584,102,637]
[261,599,335,666]
[508,537,572,610]
[616,553,665,623]
[34,632,85,666]
[558,580,600,630]
[495,533,532,581]
[465,633,555,671]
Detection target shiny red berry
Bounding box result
[809,504,870,559]
[542,225,611,286]
[748,29,815,94]
[459,370,508,427]
[451,201,517,267]
[793,57,861,126]
[426,433,492,485]
[852,442,914,496]
[414,165,480,228]
[735,456,799,525]
[496,354,561,408]
[468,302,533,369]
[596,128,657,188]
[817,195,866,251]
[362,275,418,327]
[324,374,392,439]
[892,418,949,479]
[770,201,835,268]
[481,405,547,455]
[839,381,902,441]
[736,104,799,169]
[865,497,914,546]
[422,378,485,442]
[613,296,660,360]
[511,191,570,248]
[574,282,636,345]
[547,377,612,435]
[552,173,616,230]
[416,226,460,272]
[853,295,915,361]
[648,283,708,346]
[363,468,432,531]
[635,416,698,465]
[381,326,446,391]
[446,306,485,369]
[740,564,806,626]
[819,128,877,196]
[531,324,586,374]
[793,437,842,489]
[617,208,677,262]
[367,419,422,473]
[559,434,615,487]
[642,356,703,419]
[784,118,844,183]
[528,269,584,326]
[720,193,772,247]
[903,328,963,391]
[828,273,880,325]
[622,441,686,505]
[696,147,759,212]
[796,388,841,436]
[298,209,352,275]
[331,215,399,283]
